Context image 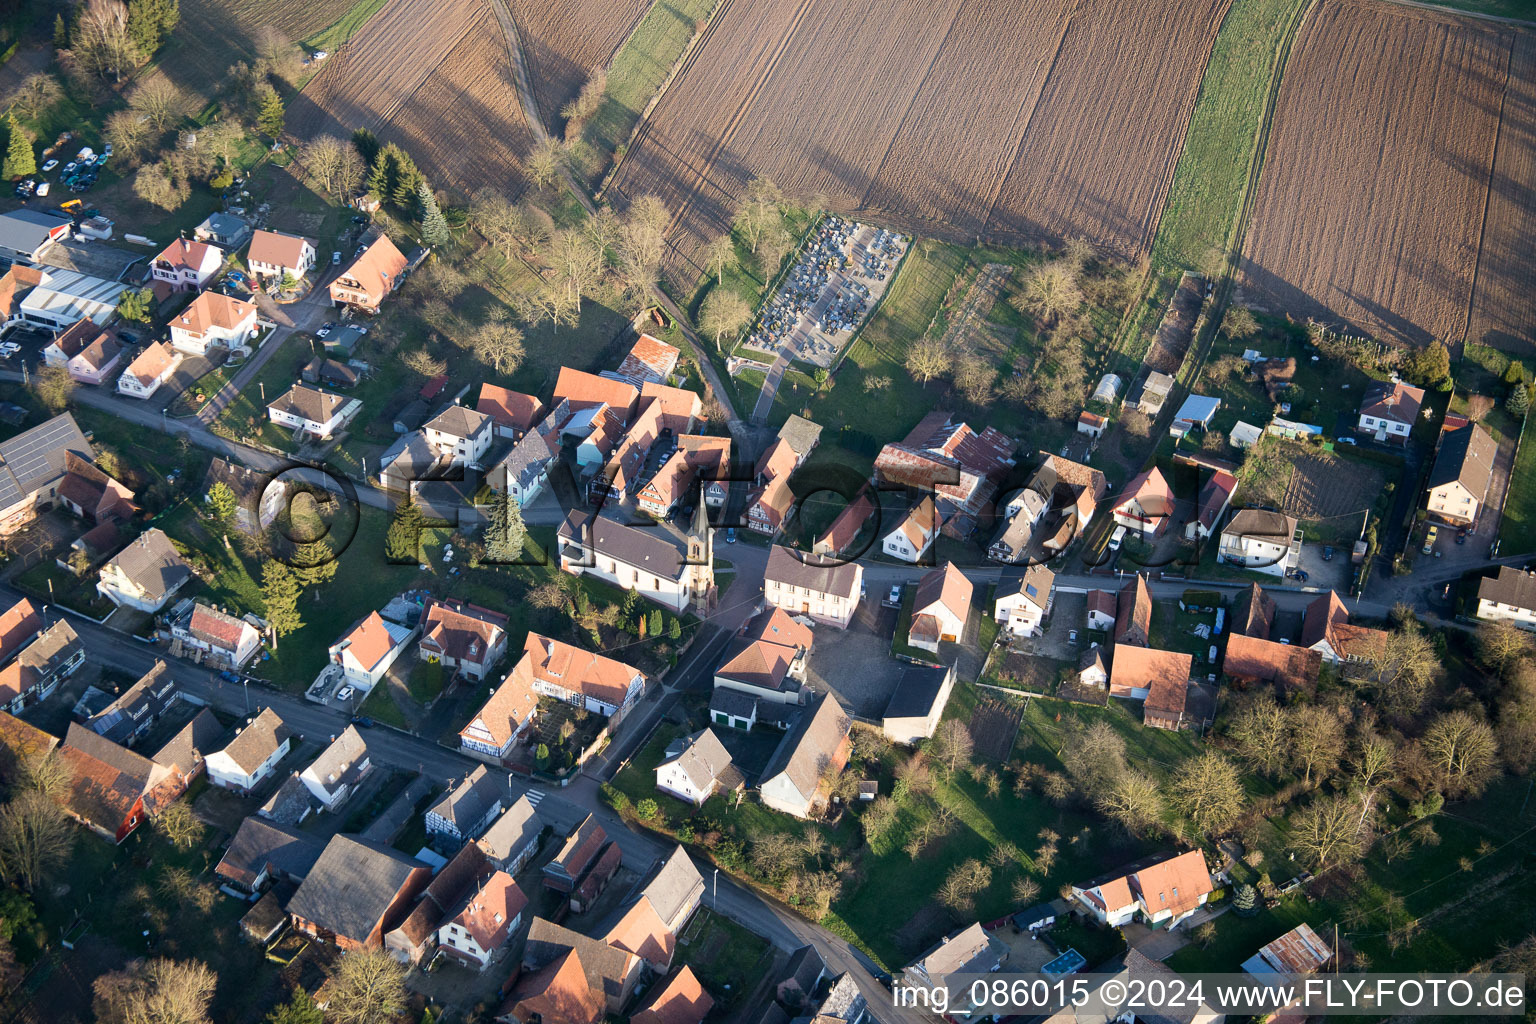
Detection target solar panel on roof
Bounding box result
[1025,583,1037,596]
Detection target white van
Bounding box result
[1108,524,1127,552]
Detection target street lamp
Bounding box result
[712,868,719,906]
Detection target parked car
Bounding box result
[888,584,901,606]
[1068,629,1080,645]
[1422,525,1439,554]
[41,159,57,172]
[1457,528,1468,545]
[217,670,240,683]
[726,528,736,544]
[350,716,374,728]
[1322,545,1335,560]
[0,343,21,358]
[332,251,341,264]
[316,325,332,338]
[103,142,113,157]
[1338,436,1357,445]
[336,685,355,702]
[34,183,48,197]
[62,161,77,175]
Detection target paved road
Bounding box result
[197,271,337,425]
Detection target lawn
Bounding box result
[1150,0,1311,275]
[675,909,775,1012]
[1014,695,1203,785]
[1168,777,1536,976]
[1499,411,1536,555]
[211,337,315,450]
[585,0,721,188]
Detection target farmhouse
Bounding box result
[477,383,545,439]
[815,489,875,557]
[763,545,863,628]
[424,405,495,466]
[873,412,1016,538]
[170,601,262,668]
[994,563,1055,638]
[1112,467,1174,539]
[328,611,414,691]
[116,342,182,399]
[488,429,556,507]
[1474,565,1536,628]
[607,333,681,387]
[205,708,293,794]
[288,834,431,950]
[476,794,544,873]
[655,728,742,806]
[1086,589,1116,632]
[386,844,491,965]
[0,598,40,666]
[427,764,504,840]
[1426,423,1496,528]
[1114,574,1153,647]
[1108,645,1191,730]
[1029,452,1108,530]
[0,412,96,535]
[519,917,642,1015]
[96,529,192,612]
[1071,850,1213,930]
[267,383,363,439]
[56,452,136,523]
[1301,591,1387,664]
[778,414,824,464]
[214,817,322,895]
[553,367,640,420]
[330,233,409,311]
[1218,509,1300,577]
[299,725,372,811]
[908,562,972,653]
[759,693,851,820]
[0,618,82,713]
[57,723,184,843]
[247,230,317,285]
[515,632,647,719]
[151,238,224,293]
[557,507,715,615]
[636,435,731,518]
[459,664,539,762]
[714,606,812,705]
[169,291,258,356]
[419,599,508,680]
[439,870,527,971]
[988,491,1045,563]
[882,663,956,745]
[1222,633,1322,697]
[1357,381,1424,442]
[882,495,938,562]
[747,474,796,536]
[542,814,611,894]
[1234,582,1278,639]
[1186,469,1237,540]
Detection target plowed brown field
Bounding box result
[1241,0,1536,350]
[508,0,650,135]
[288,0,533,196]
[607,0,1229,278]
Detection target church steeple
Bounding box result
[686,481,714,611]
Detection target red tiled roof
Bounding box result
[1130,850,1212,918]
[172,292,255,338]
[335,612,398,673]
[420,599,507,667]
[631,966,713,1024]
[1222,634,1321,693]
[247,230,312,270]
[477,384,544,433]
[554,368,639,417]
[0,598,42,664]
[450,870,526,952]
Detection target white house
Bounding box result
[488,431,554,507]
[518,633,645,719]
[1071,851,1213,930]
[1217,509,1299,578]
[426,765,504,840]
[116,342,182,400]
[713,607,812,706]
[759,695,851,820]
[908,562,972,653]
[96,529,193,613]
[556,508,715,616]
[1356,381,1424,443]
[656,728,740,807]
[882,497,937,563]
[419,599,508,681]
[458,669,538,763]
[205,708,293,794]
[994,564,1054,639]
[168,291,258,356]
[267,383,362,440]
[151,238,224,293]
[1086,590,1116,632]
[763,545,863,629]
[1426,424,1497,529]
[299,725,371,812]
[437,871,526,971]
[424,406,495,467]
[171,601,262,668]
[475,795,543,874]
[1475,566,1536,629]
[328,611,414,691]
[247,230,317,286]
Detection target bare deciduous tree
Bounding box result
[951,355,996,406]
[104,109,153,165]
[928,719,975,775]
[1012,261,1082,328]
[1097,770,1164,836]
[1422,711,1499,798]
[1221,305,1259,339]
[734,176,783,254]
[1289,794,1368,869]
[0,791,72,891]
[132,160,189,212]
[6,74,63,121]
[526,138,565,191]
[1290,705,1347,788]
[326,949,407,1024]
[1059,719,1127,801]
[129,77,191,131]
[154,802,204,851]
[402,348,447,378]
[93,958,216,1024]
[704,233,736,287]
[1477,620,1532,678]
[63,0,143,82]
[1170,751,1245,836]
[905,337,950,385]
[301,135,364,200]
[699,289,751,352]
[560,69,607,129]
[1228,696,1292,777]
[470,319,526,375]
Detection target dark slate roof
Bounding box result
[257,773,314,825]
[216,708,292,776]
[1478,565,1536,612]
[287,834,427,944]
[102,529,192,605]
[778,415,823,458]
[216,817,324,888]
[782,944,826,996]
[151,708,223,771]
[765,545,860,600]
[640,845,704,927]
[761,693,849,799]
[1429,423,1496,497]
[429,764,503,831]
[476,794,543,866]
[0,412,93,510]
[524,917,638,1006]
[884,664,953,720]
[660,729,736,793]
[558,509,692,579]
